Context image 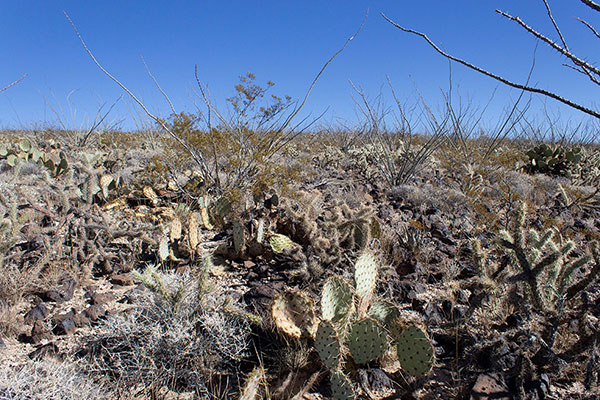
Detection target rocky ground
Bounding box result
[1,130,600,399]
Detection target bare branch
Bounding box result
[381,12,600,120]
[64,11,211,177]
[141,56,176,115]
[541,0,569,50]
[577,17,600,39]
[279,9,368,131]
[580,0,600,12]
[0,74,27,93]
[496,9,600,80]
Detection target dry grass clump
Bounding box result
[0,358,109,400]
[79,268,252,397]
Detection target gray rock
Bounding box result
[24,303,50,323]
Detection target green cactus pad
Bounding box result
[354,252,378,299]
[271,290,317,339]
[269,233,294,253]
[330,372,354,400]
[314,320,341,370]
[321,277,355,325]
[347,318,387,364]
[367,300,401,328]
[396,324,435,377]
[233,220,245,255]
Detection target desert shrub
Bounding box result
[0,358,109,400]
[79,266,252,396]
[153,73,303,203]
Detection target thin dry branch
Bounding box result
[141,56,176,115]
[541,0,569,51]
[496,9,600,83]
[581,0,600,12]
[63,11,210,178]
[577,17,600,39]
[0,74,27,93]
[381,12,600,120]
[279,9,369,131]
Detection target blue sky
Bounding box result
[1,1,599,135]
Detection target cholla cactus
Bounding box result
[495,202,598,311]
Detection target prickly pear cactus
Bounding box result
[271,290,318,339]
[189,212,199,251]
[321,277,355,325]
[233,219,246,255]
[395,324,435,377]
[347,318,387,364]
[367,300,401,330]
[158,236,169,262]
[330,372,355,400]
[354,252,377,299]
[314,320,342,370]
[269,233,294,254]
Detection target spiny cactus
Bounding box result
[330,372,355,400]
[271,290,318,339]
[522,143,582,177]
[272,251,434,395]
[484,202,599,311]
[321,277,355,325]
[323,202,381,251]
[347,317,387,364]
[269,233,295,254]
[394,323,435,378]
[233,219,246,255]
[314,320,342,370]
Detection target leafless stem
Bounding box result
[64,11,210,178]
[141,56,176,115]
[381,12,600,120]
[577,17,600,39]
[0,74,27,93]
[580,0,600,12]
[541,0,569,51]
[496,9,600,83]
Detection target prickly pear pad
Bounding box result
[330,372,354,400]
[271,290,317,339]
[314,320,342,370]
[321,277,355,325]
[269,233,294,253]
[396,324,435,377]
[354,252,377,299]
[347,317,387,365]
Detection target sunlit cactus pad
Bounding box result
[271,290,317,339]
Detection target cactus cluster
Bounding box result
[472,202,600,311]
[0,139,69,177]
[323,202,381,252]
[271,252,435,398]
[521,143,582,178]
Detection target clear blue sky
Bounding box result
[1,1,599,136]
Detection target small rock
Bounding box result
[53,309,76,325]
[73,312,90,328]
[0,335,5,349]
[84,304,106,321]
[40,278,75,303]
[243,260,256,269]
[54,318,76,335]
[111,273,134,286]
[24,303,50,323]
[87,290,114,305]
[470,373,511,400]
[31,320,52,344]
